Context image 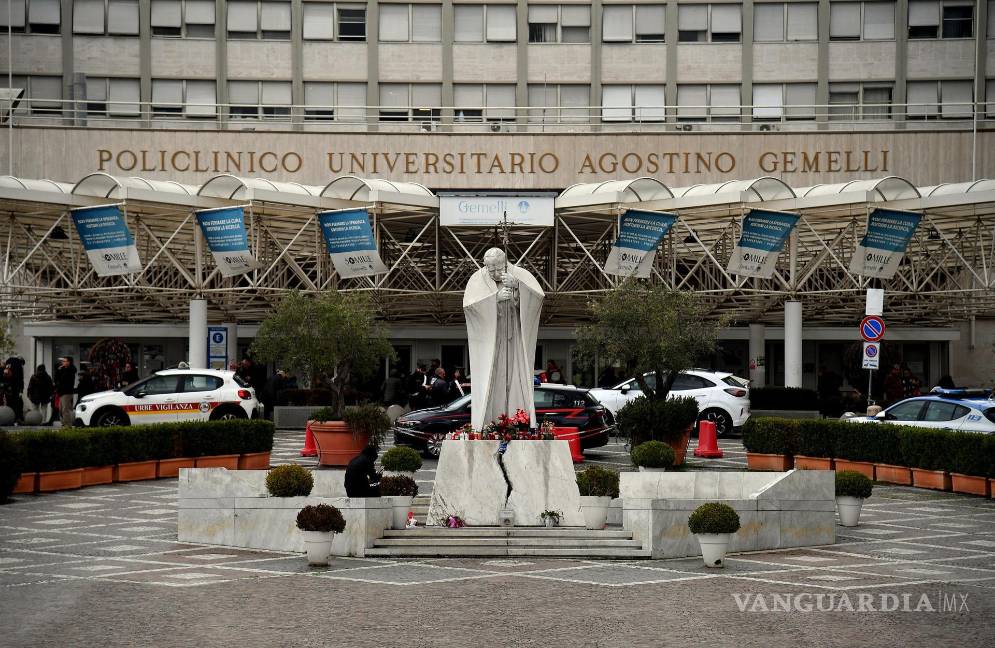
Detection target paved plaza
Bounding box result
[2,432,994,646]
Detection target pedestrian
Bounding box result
[408,363,429,410]
[901,364,922,399]
[344,446,381,497]
[545,360,564,385]
[817,365,843,418]
[430,367,449,406]
[76,367,99,402]
[449,368,467,400]
[54,356,77,427]
[120,361,139,387]
[4,357,25,423]
[883,364,904,405]
[27,364,54,425]
[597,366,618,389]
[262,370,288,419]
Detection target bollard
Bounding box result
[693,420,723,458]
[300,420,318,457]
[552,426,585,463]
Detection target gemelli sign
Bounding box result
[439,196,555,227]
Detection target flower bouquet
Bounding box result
[540,419,556,440]
[445,514,466,528]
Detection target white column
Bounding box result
[784,301,802,388]
[188,299,208,369]
[749,323,766,387]
[224,322,238,370]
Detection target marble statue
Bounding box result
[463,248,545,431]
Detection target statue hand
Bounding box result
[500,272,519,288]
[497,287,514,301]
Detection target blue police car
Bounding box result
[845,388,995,434]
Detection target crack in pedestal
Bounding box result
[496,448,513,502]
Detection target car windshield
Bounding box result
[442,394,471,411]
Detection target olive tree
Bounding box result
[250,290,395,418]
[0,318,15,358]
[576,282,722,400]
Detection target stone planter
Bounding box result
[311,421,368,467]
[195,455,240,469]
[238,452,271,470]
[746,452,793,471]
[794,455,834,470]
[874,463,912,485]
[580,495,612,530]
[668,426,693,466]
[836,496,863,527]
[82,465,114,486]
[387,496,413,530]
[911,468,951,491]
[637,466,667,472]
[37,468,84,492]
[302,530,334,566]
[951,473,990,497]
[115,460,158,482]
[695,533,731,568]
[381,470,417,479]
[157,458,195,478]
[834,459,875,480]
[13,472,37,494]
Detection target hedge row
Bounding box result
[749,387,821,411]
[10,420,275,474]
[743,417,995,478]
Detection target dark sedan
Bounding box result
[393,385,615,457]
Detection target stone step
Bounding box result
[381,527,633,539]
[364,546,651,559]
[375,537,644,548]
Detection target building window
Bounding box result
[678,4,741,43]
[909,0,974,39]
[602,4,665,43]
[986,78,994,117]
[226,1,291,40]
[829,2,894,41]
[601,85,666,122]
[677,84,740,120]
[152,79,217,117]
[303,82,366,121]
[378,84,441,122]
[828,83,893,120]
[907,80,972,118]
[454,5,516,42]
[337,6,366,41]
[73,0,139,36]
[528,84,590,122]
[151,1,215,38]
[0,1,62,34]
[379,4,441,42]
[753,83,817,120]
[756,3,820,42]
[528,5,591,43]
[228,81,292,119]
[2,75,62,115]
[454,84,516,121]
[83,77,140,117]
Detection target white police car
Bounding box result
[844,388,995,434]
[75,368,262,427]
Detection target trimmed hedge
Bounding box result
[617,395,699,447]
[0,432,24,503]
[948,433,995,477]
[742,417,800,455]
[797,420,835,458]
[688,502,741,535]
[749,387,820,411]
[576,466,620,498]
[630,441,676,469]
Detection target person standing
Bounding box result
[430,367,450,406]
[54,357,77,427]
[27,365,54,425]
[408,363,429,410]
[120,361,139,387]
[449,368,467,401]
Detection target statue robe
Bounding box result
[463,264,545,431]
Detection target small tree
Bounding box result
[0,318,16,358]
[250,290,395,418]
[576,282,722,400]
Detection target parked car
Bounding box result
[75,368,262,427]
[393,385,615,457]
[588,370,751,437]
[843,388,995,433]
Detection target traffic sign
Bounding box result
[862,342,880,370]
[860,315,886,342]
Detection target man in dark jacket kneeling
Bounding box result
[344,446,380,497]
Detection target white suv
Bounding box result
[588,370,751,437]
[75,368,262,427]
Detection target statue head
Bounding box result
[483,248,507,282]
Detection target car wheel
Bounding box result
[425,432,446,458]
[699,409,733,438]
[95,409,129,427]
[211,407,247,421]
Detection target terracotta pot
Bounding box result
[157,457,195,478]
[310,421,369,467]
[115,460,158,482]
[82,465,114,486]
[951,473,990,497]
[238,451,271,470]
[195,455,240,469]
[911,468,951,491]
[668,426,693,466]
[990,479,995,500]
[37,468,84,492]
[746,452,794,471]
[13,472,37,494]
[834,459,875,480]
[874,463,912,485]
[794,455,834,470]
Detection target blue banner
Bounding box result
[70,205,142,276]
[849,209,922,279]
[604,209,677,277]
[318,209,388,278]
[196,207,256,276]
[727,209,799,278]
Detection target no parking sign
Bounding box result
[862,342,880,370]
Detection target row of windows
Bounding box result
[3,1,992,42]
[8,76,990,122]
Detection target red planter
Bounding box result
[37,468,84,492]
[834,459,875,480]
[911,468,951,491]
[874,463,912,485]
[82,465,114,486]
[238,451,272,470]
[115,460,158,482]
[991,479,995,500]
[195,454,240,469]
[311,421,368,467]
[794,455,834,470]
[13,472,37,494]
[157,458,195,478]
[669,426,693,466]
[951,473,990,497]
[746,453,794,471]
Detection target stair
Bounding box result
[411,495,431,525]
[365,526,651,559]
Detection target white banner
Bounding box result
[727,210,799,279]
[318,208,388,278]
[850,209,922,279]
[196,207,258,277]
[604,210,677,278]
[440,196,554,227]
[70,205,142,276]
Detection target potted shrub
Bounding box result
[899,428,952,491]
[20,430,88,492]
[187,422,240,470]
[742,417,798,471]
[155,423,195,478]
[238,421,276,470]
[308,404,391,467]
[82,427,117,486]
[863,424,911,485]
[576,466,620,530]
[0,431,24,502]
[380,446,423,477]
[630,441,675,472]
[688,502,741,568]
[115,428,158,481]
[540,510,562,528]
[296,503,346,566]
[266,464,314,497]
[948,432,994,497]
[830,421,876,479]
[794,420,834,470]
[380,474,419,530]
[835,470,873,527]
[617,396,699,466]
